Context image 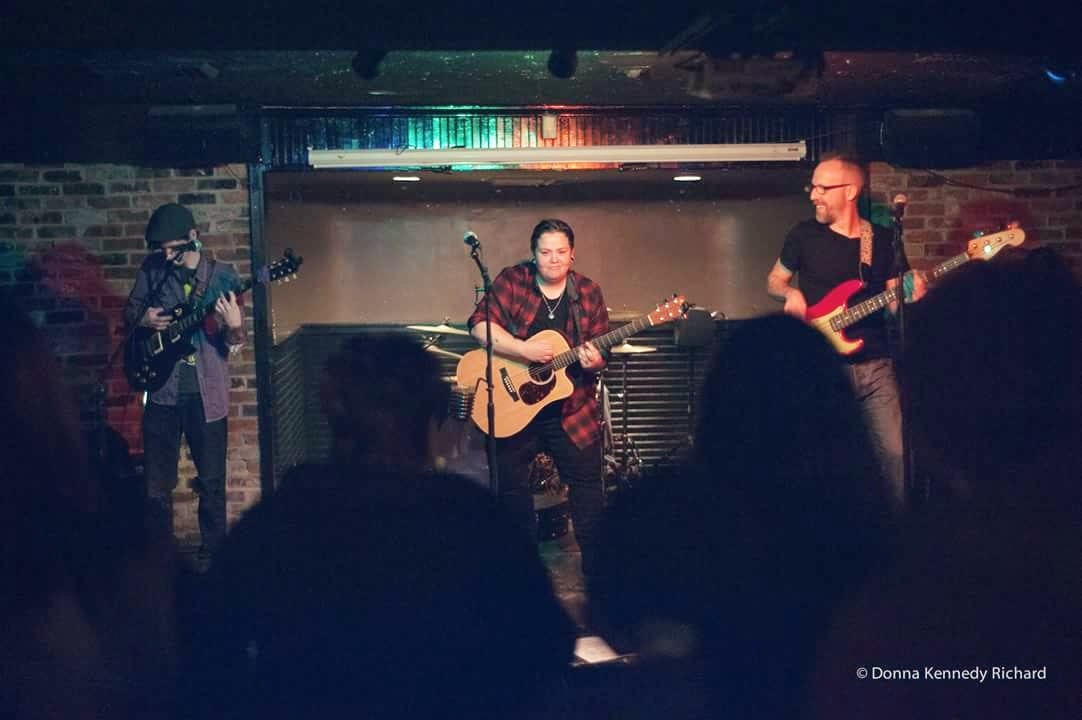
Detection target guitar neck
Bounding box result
[170,278,254,335]
[551,315,655,370]
[835,252,969,329]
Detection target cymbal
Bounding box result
[406,323,470,337]
[426,345,464,360]
[610,341,658,355]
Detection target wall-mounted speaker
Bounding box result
[880,109,981,169]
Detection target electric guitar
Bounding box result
[807,228,1024,355]
[123,249,303,392]
[456,295,688,438]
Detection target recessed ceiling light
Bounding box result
[393,176,421,182]
[673,175,702,182]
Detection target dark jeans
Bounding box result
[142,394,228,554]
[494,408,604,580]
[845,358,905,512]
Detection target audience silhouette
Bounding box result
[809,247,1082,719]
[591,314,895,719]
[0,296,178,719]
[187,331,576,719]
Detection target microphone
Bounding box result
[891,193,908,221]
[175,238,203,254]
[463,231,480,248]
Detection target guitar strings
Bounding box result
[485,300,683,387]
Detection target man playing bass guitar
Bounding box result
[767,156,926,512]
[468,218,608,594]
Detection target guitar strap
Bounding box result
[859,219,874,281]
[566,270,584,346]
[859,219,874,267]
[179,258,215,365]
[189,257,215,307]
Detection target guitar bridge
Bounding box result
[499,368,520,401]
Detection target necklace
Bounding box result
[541,290,564,320]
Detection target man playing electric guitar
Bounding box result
[468,218,608,593]
[767,156,926,512]
[123,203,245,567]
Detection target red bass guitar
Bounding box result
[806,227,1025,355]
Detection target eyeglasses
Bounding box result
[804,183,850,195]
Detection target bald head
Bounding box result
[808,156,866,228]
[815,157,866,194]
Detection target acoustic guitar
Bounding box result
[456,294,688,438]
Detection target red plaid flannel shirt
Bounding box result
[467,262,609,449]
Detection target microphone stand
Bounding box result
[468,242,499,494]
[890,208,921,510]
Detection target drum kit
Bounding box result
[601,339,657,493]
[406,322,471,361]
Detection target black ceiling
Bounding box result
[3,0,1082,164]
[4,0,1082,109]
[7,0,1082,56]
[1,49,1077,110]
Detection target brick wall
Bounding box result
[0,163,258,545]
[868,161,1082,276]
[4,157,1080,544]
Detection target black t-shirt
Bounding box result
[527,288,571,339]
[527,289,573,419]
[779,220,908,362]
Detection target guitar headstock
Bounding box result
[257,248,304,285]
[966,228,1025,262]
[647,294,689,326]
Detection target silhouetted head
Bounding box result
[205,466,575,719]
[904,246,1082,500]
[321,332,450,468]
[594,315,893,718]
[695,314,884,511]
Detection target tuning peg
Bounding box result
[971,230,985,238]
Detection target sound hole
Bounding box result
[518,372,556,405]
[528,363,551,383]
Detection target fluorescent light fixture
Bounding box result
[673,174,702,182]
[393,175,421,182]
[309,141,806,169]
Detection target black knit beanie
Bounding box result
[145,203,196,248]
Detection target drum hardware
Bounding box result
[605,341,657,496]
[405,322,471,336]
[610,340,658,355]
[529,451,571,541]
[447,382,474,422]
[425,345,465,361]
[437,381,570,542]
[410,319,469,365]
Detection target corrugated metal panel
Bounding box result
[269,332,306,488]
[272,323,738,475]
[261,109,862,168]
